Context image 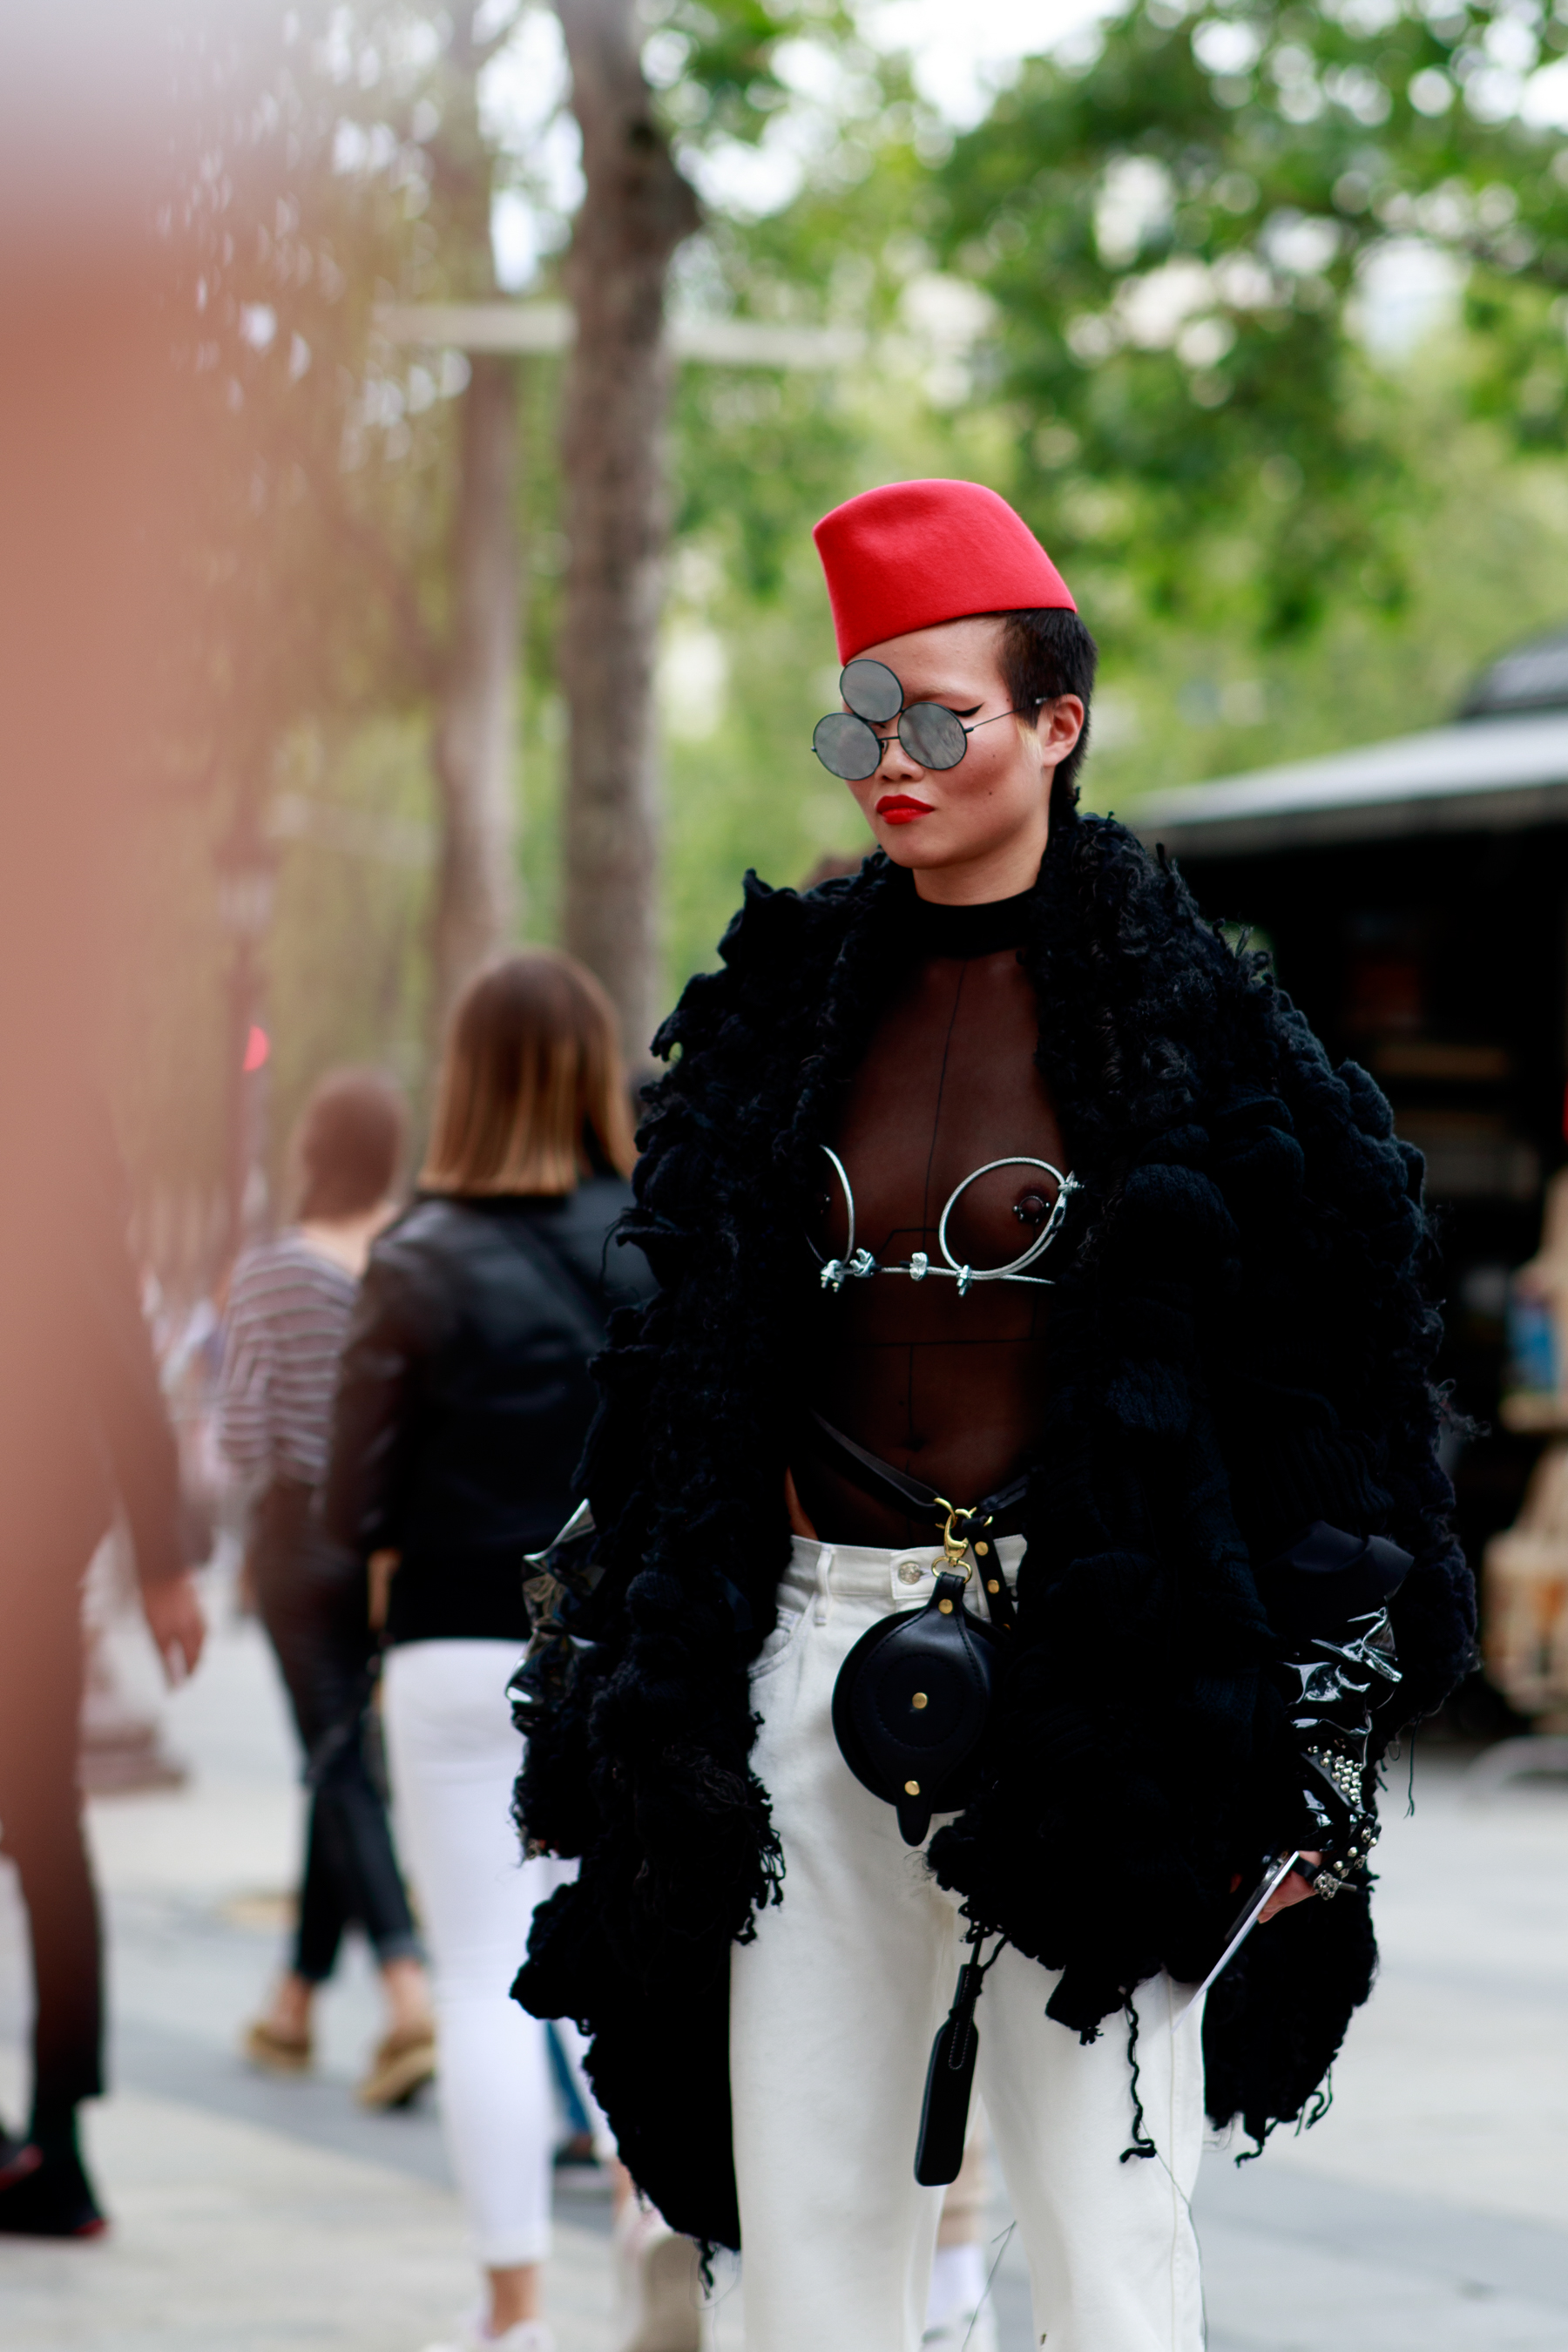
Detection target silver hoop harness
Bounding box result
[810,1144,1079,1297]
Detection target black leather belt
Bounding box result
[805,1411,1031,1539]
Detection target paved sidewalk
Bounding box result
[1,1583,1565,2350]
[1192,1730,1568,2352]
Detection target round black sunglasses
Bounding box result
[812,658,1044,783]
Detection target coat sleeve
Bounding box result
[321,1234,447,1558]
[1206,1004,1476,1732]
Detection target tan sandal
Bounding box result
[355,2024,436,2109]
[242,2018,313,2075]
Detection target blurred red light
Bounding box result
[243,1024,270,1074]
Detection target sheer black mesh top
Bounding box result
[794,887,1075,1550]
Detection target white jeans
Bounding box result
[383,1638,597,2268]
[731,1539,1206,2352]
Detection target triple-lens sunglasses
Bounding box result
[812,658,1044,783]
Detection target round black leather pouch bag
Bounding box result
[832,1570,1002,1845]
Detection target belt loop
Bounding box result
[814,1544,835,1625]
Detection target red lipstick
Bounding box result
[875,794,934,825]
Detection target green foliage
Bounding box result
[1085,411,1568,803]
[648,0,855,142]
[672,367,860,595]
[929,0,1568,639]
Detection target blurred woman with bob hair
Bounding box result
[326,950,654,2352]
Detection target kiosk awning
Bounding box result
[1132,709,1568,856]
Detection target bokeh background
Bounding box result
[35,0,1567,1740]
[5,5,1568,2344]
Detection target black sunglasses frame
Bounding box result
[812,659,1047,783]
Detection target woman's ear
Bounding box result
[1038,694,1085,767]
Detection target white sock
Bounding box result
[927,2241,987,2327]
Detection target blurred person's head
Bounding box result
[421,951,635,1198]
[811,482,1097,891]
[291,1070,408,1224]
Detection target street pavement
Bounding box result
[1,1573,1565,2352]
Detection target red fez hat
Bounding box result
[813,478,1075,663]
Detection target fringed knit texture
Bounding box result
[512,820,1473,2240]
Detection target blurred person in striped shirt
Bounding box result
[218,1068,435,2109]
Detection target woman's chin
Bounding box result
[870,821,948,868]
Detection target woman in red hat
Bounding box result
[511,480,1472,2352]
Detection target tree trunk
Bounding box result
[431,350,521,1026]
[555,0,700,1064]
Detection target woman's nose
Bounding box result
[875,727,925,780]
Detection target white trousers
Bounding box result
[731,1539,1206,2352]
[383,1638,598,2268]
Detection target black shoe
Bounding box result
[0,2145,107,2237]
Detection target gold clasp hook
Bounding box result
[932,1497,981,1579]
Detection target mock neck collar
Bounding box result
[896,880,1033,959]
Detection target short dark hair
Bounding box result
[993,607,1098,829]
[292,1069,407,1220]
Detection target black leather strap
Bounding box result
[805,1411,1030,1537]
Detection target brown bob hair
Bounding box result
[421,950,636,1198]
[292,1069,408,1221]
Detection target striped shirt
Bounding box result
[218,1232,359,1489]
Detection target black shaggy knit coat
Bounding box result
[513,815,1474,2251]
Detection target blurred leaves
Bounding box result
[927,0,1568,640]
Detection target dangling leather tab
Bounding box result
[896,1786,933,1845]
[915,1928,1006,2186]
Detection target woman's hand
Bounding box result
[368,1548,401,1631]
[141,1571,206,1685]
[1259,1852,1323,1923]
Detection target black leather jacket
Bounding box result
[323,1182,653,1645]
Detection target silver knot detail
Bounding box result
[821,1248,876,1292]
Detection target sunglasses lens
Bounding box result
[814,711,883,781]
[899,703,967,770]
[840,659,902,725]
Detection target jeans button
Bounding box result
[897,1562,923,1586]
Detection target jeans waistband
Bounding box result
[779,1533,1025,1619]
